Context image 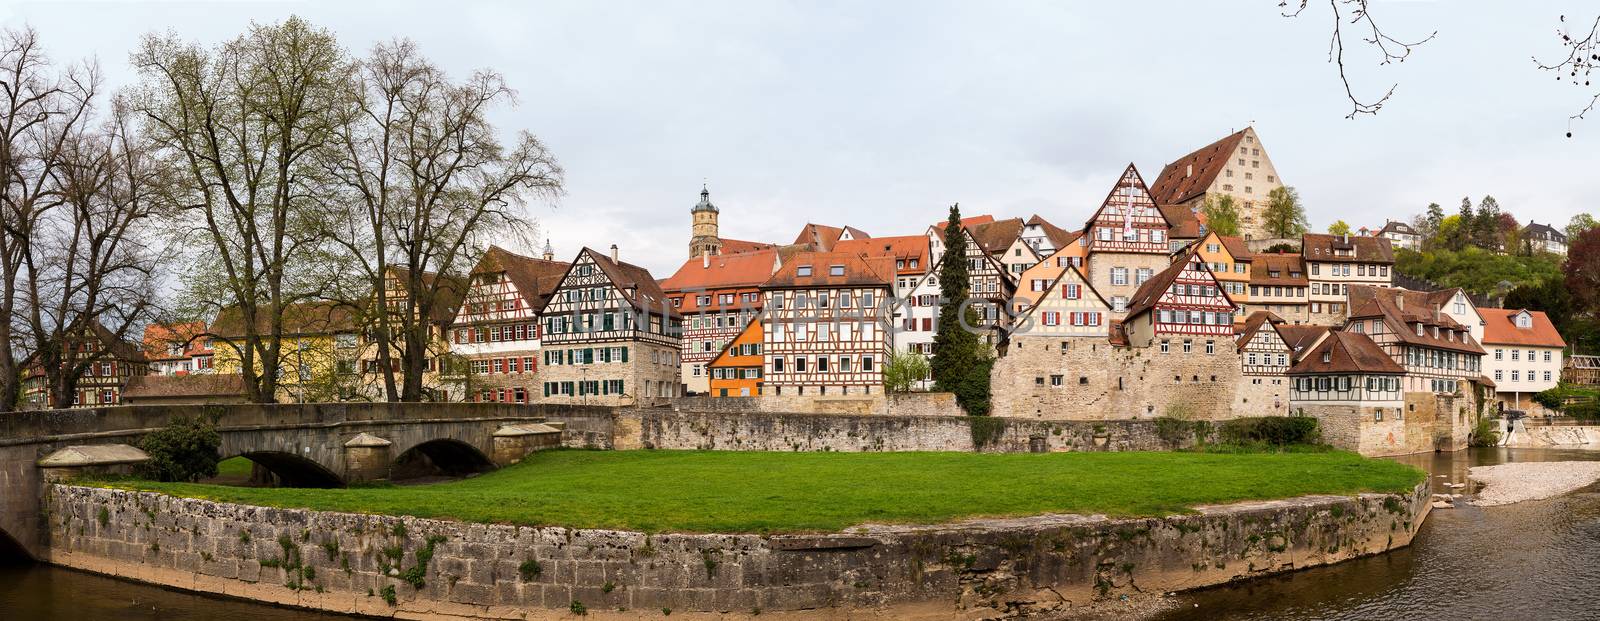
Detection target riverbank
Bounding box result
[1468,460,1600,506]
[44,479,1432,619]
[90,449,1426,533]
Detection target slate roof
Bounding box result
[1149,129,1248,205]
[1301,233,1395,264]
[762,251,894,289]
[1479,308,1566,348]
[1288,330,1406,375]
[1522,221,1567,243]
[1378,220,1419,236]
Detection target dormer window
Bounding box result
[797,265,812,277]
[1516,312,1533,328]
[829,265,845,276]
[1415,323,1424,337]
[1322,352,1331,363]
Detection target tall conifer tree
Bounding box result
[931,204,990,415]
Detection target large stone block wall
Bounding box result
[991,338,1248,420]
[621,409,1195,453]
[46,483,1431,619]
[664,392,965,418]
[1299,390,1480,457]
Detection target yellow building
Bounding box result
[210,301,362,403]
[1189,231,1251,315]
[707,317,765,397]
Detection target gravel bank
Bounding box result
[1469,461,1600,506]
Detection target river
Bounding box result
[3,448,1598,620]
[1160,447,1600,620]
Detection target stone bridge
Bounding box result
[0,402,619,560]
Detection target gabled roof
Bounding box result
[792,223,869,251]
[581,247,679,318]
[1149,129,1249,205]
[832,236,932,276]
[762,251,894,289]
[1084,163,1174,233]
[143,322,211,360]
[1301,233,1395,264]
[1277,324,1331,356]
[929,214,996,234]
[1288,330,1406,375]
[1378,220,1419,236]
[386,266,469,324]
[661,248,781,294]
[1235,311,1287,351]
[475,245,571,312]
[969,218,1025,254]
[1024,215,1079,249]
[706,315,763,368]
[1013,265,1111,328]
[1123,251,1234,321]
[1159,204,1204,240]
[1219,235,1251,259]
[1479,308,1566,348]
[1346,287,1484,355]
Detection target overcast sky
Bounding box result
[6,0,1598,277]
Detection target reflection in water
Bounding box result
[1159,448,1600,621]
[0,563,352,620]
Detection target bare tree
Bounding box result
[1279,0,1436,119]
[0,27,99,411]
[322,39,562,402]
[1536,14,1600,134]
[131,17,348,403]
[20,84,167,409]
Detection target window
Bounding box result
[1136,267,1153,285]
[829,265,845,276]
[1182,340,1193,353]
[862,356,874,372]
[1112,297,1127,313]
[1111,267,1128,286]
[1160,340,1170,353]
[1205,340,1215,354]
[796,265,812,277]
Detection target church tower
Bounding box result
[688,184,723,258]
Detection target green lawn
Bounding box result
[215,456,254,478]
[98,450,1424,534]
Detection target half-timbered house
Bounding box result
[449,246,569,403]
[1008,266,1111,341]
[1287,330,1408,452]
[1235,311,1293,377]
[925,221,1015,340]
[661,248,780,394]
[760,251,894,396]
[1120,252,1239,350]
[539,246,682,405]
[22,322,149,408]
[1342,287,1486,395]
[1245,252,1310,323]
[707,316,765,397]
[1082,164,1175,316]
[1013,232,1088,315]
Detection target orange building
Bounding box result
[707,317,765,397]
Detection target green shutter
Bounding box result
[621,347,629,362]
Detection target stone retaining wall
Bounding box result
[664,392,965,418]
[622,409,1192,453]
[46,482,1431,619]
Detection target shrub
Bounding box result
[134,416,221,482]
[1469,416,1502,447]
[1217,417,1321,447]
[968,415,1007,448]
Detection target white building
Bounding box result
[1480,308,1566,414]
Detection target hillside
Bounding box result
[1393,248,1562,298]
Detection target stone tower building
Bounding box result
[689,185,722,258]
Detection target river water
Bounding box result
[3,448,1598,620]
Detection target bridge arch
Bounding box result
[227,451,345,488]
[391,439,495,480]
[0,525,30,563]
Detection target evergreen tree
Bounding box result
[930,204,991,415]
[1423,202,1444,241]
[1447,197,1473,251]
[1262,186,1308,239]
[1200,194,1241,237]
[1474,196,1503,251]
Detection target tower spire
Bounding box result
[541,237,554,261]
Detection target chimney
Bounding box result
[1185,164,1192,178]
[610,244,619,263]
[1396,294,1404,311]
[702,250,710,268]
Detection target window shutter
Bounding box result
[621,347,629,362]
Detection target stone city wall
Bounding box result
[991,338,1265,421]
[1298,390,1479,457]
[621,409,1195,453]
[664,391,965,418]
[46,482,1431,619]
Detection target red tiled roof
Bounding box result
[1149,129,1248,205]
[928,214,1000,243]
[583,247,679,318]
[475,245,571,313]
[832,236,931,275]
[1479,308,1566,348]
[969,218,1025,254]
[1160,204,1204,239]
[1301,233,1395,264]
[661,249,780,293]
[1278,324,1331,355]
[763,251,894,289]
[143,322,211,360]
[1025,215,1079,249]
[1288,330,1406,375]
[1250,253,1308,286]
[792,223,869,251]
[210,301,356,338]
[1346,287,1485,355]
[720,238,779,254]
[1234,311,1285,351]
[123,373,246,400]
